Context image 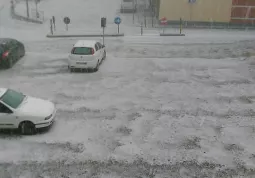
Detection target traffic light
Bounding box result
[101,17,106,28]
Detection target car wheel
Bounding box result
[20,49,25,57]
[19,121,36,135]
[6,57,13,69]
[103,51,106,60]
[69,66,74,73]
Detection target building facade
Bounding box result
[231,0,255,25]
[157,0,255,26]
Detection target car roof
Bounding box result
[74,40,98,48]
[0,38,16,44]
[0,88,7,98]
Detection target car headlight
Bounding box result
[45,114,52,120]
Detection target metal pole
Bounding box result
[26,0,29,18]
[141,23,143,36]
[103,27,105,45]
[50,19,53,35]
[118,24,119,34]
[66,24,68,31]
[180,18,182,34]
[132,0,135,24]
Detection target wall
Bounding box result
[231,0,255,24]
[159,0,232,23]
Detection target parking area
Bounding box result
[1,36,255,177]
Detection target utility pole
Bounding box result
[26,0,29,18]
[132,0,135,24]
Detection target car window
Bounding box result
[95,44,99,51]
[97,43,102,49]
[0,43,7,51]
[0,102,12,114]
[0,89,25,109]
[0,46,3,56]
[72,47,93,55]
[8,41,18,48]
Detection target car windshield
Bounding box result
[72,47,93,55]
[0,89,25,109]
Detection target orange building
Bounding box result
[231,0,255,25]
[156,0,255,27]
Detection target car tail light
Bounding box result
[2,51,9,59]
[91,48,94,55]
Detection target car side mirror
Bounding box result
[7,110,13,114]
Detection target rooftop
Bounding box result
[74,40,97,48]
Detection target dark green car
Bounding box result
[0,38,25,69]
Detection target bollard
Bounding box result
[180,18,182,34]
[141,23,143,36]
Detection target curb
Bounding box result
[46,33,125,38]
[160,33,185,36]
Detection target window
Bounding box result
[95,44,99,51]
[72,47,93,55]
[0,102,12,114]
[123,0,133,2]
[9,40,18,49]
[0,89,25,109]
[0,44,7,51]
[0,46,3,56]
[97,43,102,49]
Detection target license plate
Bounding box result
[76,62,87,64]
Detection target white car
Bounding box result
[0,88,56,135]
[68,40,106,72]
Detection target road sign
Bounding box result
[114,17,121,25]
[160,17,167,25]
[63,17,70,24]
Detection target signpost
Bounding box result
[160,17,167,34]
[101,17,106,45]
[52,16,56,31]
[63,17,70,31]
[114,17,121,34]
[50,19,53,35]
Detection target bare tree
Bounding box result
[26,0,29,18]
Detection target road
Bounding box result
[1,0,255,178]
